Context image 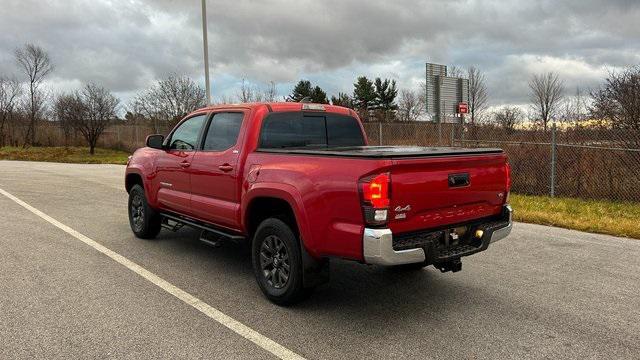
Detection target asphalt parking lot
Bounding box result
[1,160,639,359]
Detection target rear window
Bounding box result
[259,112,365,149]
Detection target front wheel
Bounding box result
[128,184,161,239]
[251,218,309,305]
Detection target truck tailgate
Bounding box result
[389,153,509,234]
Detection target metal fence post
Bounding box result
[438,100,444,146]
[378,122,383,146]
[460,114,465,144]
[550,122,557,197]
[450,124,454,146]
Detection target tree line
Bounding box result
[282,66,491,126]
[1,42,639,154]
[0,43,209,153]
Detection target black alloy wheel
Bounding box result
[130,192,145,232]
[259,235,291,289]
[128,184,161,239]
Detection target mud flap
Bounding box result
[300,244,330,288]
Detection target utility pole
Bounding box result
[201,0,211,104]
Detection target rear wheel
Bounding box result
[252,218,308,305]
[128,184,161,239]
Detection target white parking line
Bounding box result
[0,188,306,360]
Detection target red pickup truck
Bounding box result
[125,102,512,304]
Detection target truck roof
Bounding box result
[197,102,355,116]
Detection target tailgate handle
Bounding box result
[448,173,469,187]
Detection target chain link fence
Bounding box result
[4,120,639,203]
[1,122,170,151]
[363,122,640,203]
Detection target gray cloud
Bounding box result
[1,0,638,106]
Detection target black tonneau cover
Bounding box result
[256,146,504,158]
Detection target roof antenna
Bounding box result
[299,97,312,103]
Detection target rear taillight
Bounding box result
[359,173,390,226]
[505,162,511,203]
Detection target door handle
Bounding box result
[218,164,234,172]
[180,161,191,168]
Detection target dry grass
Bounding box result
[511,194,640,239]
[0,146,130,165]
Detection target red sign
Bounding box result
[458,102,469,114]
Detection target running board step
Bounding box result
[199,230,224,248]
[160,212,245,242]
[161,218,184,232]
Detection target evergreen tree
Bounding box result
[372,78,398,121]
[374,77,398,111]
[330,92,353,108]
[287,80,313,102]
[310,86,328,104]
[352,76,376,110]
[287,80,328,103]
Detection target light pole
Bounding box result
[201,0,211,104]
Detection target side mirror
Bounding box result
[146,134,165,149]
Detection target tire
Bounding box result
[252,218,308,305]
[128,184,161,239]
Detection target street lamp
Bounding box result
[201,0,211,104]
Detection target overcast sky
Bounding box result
[1,0,639,108]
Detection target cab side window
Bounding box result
[202,112,244,151]
[169,115,206,150]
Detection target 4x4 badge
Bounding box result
[395,205,411,212]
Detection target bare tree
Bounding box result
[398,89,424,121]
[54,93,83,148]
[237,79,279,103]
[560,87,589,126]
[590,66,640,148]
[214,94,236,105]
[81,84,119,154]
[529,72,564,131]
[467,66,488,126]
[14,43,53,147]
[0,77,23,147]
[493,106,523,133]
[419,80,429,116]
[237,79,258,103]
[131,74,206,131]
[448,65,464,78]
[56,83,119,155]
[264,81,278,102]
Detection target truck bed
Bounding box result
[257,146,503,158]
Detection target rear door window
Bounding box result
[202,112,244,151]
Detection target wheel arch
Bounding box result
[245,196,299,239]
[125,172,144,193]
[242,185,308,237]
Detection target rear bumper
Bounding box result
[363,228,427,266]
[489,204,512,243]
[363,205,512,266]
